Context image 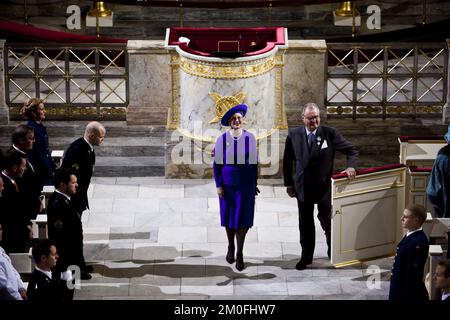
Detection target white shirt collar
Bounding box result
[442,292,450,300]
[35,267,52,279]
[83,137,94,151]
[406,227,423,237]
[1,171,16,185]
[12,144,26,155]
[305,128,317,136]
[55,189,71,201]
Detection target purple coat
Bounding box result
[213,130,258,228]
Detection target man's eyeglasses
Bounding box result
[303,115,319,121]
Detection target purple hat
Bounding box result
[445,124,450,142]
[220,104,247,126]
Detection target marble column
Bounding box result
[0,40,9,124]
[126,40,172,125]
[284,40,327,126]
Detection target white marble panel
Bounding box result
[91,177,117,184]
[182,276,234,296]
[257,227,299,243]
[184,182,217,197]
[159,198,207,213]
[182,212,220,226]
[88,199,114,214]
[273,186,291,198]
[92,184,139,198]
[255,185,275,197]
[138,185,184,198]
[234,278,288,296]
[281,243,301,259]
[158,227,207,243]
[116,177,166,185]
[287,276,342,295]
[179,67,277,135]
[278,212,298,227]
[134,212,182,227]
[255,198,298,212]
[207,197,220,212]
[129,50,171,108]
[87,212,136,228]
[254,212,279,226]
[242,242,283,259]
[113,198,159,213]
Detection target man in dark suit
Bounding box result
[9,124,43,220]
[61,121,105,215]
[434,259,450,301]
[283,102,358,270]
[0,150,30,253]
[389,204,429,301]
[27,239,71,301]
[47,168,92,289]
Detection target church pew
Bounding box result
[398,136,445,167]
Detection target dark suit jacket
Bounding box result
[27,269,65,302]
[61,137,95,212]
[46,192,84,272]
[0,172,31,253]
[388,230,429,301]
[8,146,42,220]
[283,125,358,202]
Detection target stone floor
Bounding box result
[74,177,393,300]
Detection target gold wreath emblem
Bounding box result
[208,91,246,124]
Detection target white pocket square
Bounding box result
[321,140,328,149]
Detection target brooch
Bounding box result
[316,136,322,145]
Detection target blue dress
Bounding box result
[27,120,56,187]
[213,130,258,229]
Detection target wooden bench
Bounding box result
[398,136,446,167]
[406,167,434,214]
[9,248,34,275]
[51,150,64,167]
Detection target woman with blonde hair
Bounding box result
[22,98,55,186]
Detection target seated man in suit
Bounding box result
[0,223,27,300]
[389,204,429,301]
[434,259,450,301]
[27,239,72,301]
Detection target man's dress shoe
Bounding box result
[295,259,312,270]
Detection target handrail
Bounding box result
[103,0,351,9]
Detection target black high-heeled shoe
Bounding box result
[236,254,244,271]
[226,246,235,264]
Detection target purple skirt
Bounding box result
[219,184,255,229]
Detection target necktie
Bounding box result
[308,133,315,151]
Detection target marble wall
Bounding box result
[284,40,327,126]
[179,70,276,135]
[127,40,171,125]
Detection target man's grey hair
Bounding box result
[301,103,320,116]
[85,121,105,135]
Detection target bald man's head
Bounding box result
[84,121,106,146]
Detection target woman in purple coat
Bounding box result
[213,104,258,271]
